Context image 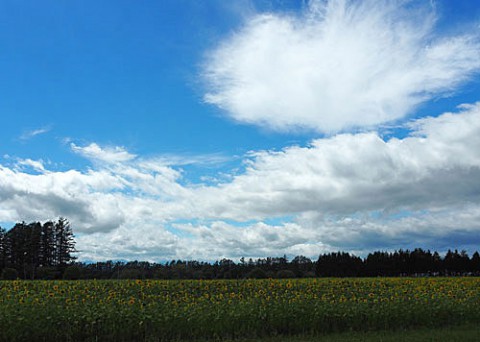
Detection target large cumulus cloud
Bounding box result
[203,0,480,132]
[196,104,480,220]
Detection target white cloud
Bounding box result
[19,126,52,140]
[71,143,137,164]
[195,103,480,221]
[15,158,47,173]
[203,0,480,133]
[2,104,480,260]
[138,153,231,168]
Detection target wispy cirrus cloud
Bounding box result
[139,153,232,168]
[203,0,480,133]
[19,126,52,141]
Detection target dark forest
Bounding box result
[1,220,479,280]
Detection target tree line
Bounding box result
[1,220,479,280]
[0,218,76,280]
[74,249,480,280]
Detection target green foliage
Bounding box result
[117,268,144,280]
[0,278,479,341]
[36,266,61,280]
[247,267,267,279]
[1,267,18,280]
[276,269,296,278]
[229,324,480,342]
[63,265,83,280]
[2,219,77,279]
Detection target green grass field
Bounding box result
[214,324,480,342]
[1,278,479,341]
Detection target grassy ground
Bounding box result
[208,323,480,342]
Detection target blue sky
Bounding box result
[1,0,303,167]
[1,0,480,261]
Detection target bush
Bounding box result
[247,267,267,279]
[276,269,296,278]
[1,267,18,280]
[37,266,61,280]
[118,268,144,279]
[63,265,83,280]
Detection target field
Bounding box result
[0,278,479,341]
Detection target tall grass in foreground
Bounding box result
[0,278,479,341]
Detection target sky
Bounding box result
[1,0,480,262]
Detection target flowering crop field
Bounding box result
[1,278,479,341]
